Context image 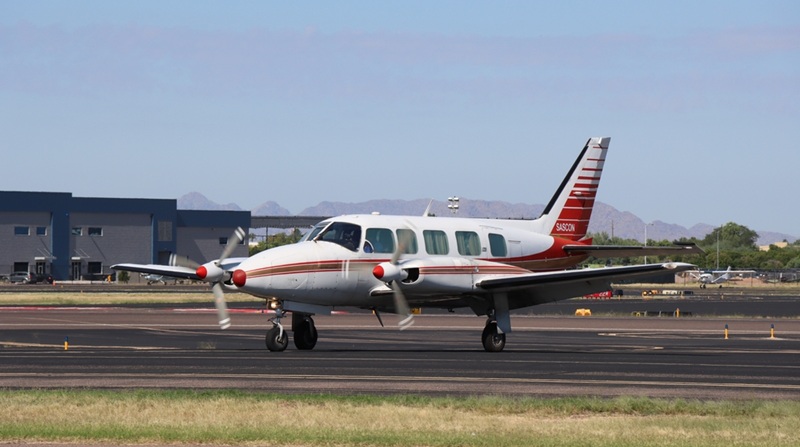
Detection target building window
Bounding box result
[71,227,83,236]
[158,221,173,242]
[88,227,103,236]
[14,226,30,236]
[36,227,47,236]
[87,262,103,275]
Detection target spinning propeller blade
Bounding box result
[390,226,415,329]
[174,226,245,330]
[212,282,231,330]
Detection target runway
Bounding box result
[2,306,800,399]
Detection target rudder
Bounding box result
[537,137,610,241]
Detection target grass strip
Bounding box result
[2,389,799,446]
[0,291,257,305]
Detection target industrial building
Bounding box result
[0,191,250,281]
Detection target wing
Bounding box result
[111,263,199,280]
[112,257,246,281]
[476,262,695,309]
[563,243,703,258]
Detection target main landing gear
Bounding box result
[481,318,506,352]
[264,307,318,352]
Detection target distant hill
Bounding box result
[178,193,797,246]
[177,192,243,211]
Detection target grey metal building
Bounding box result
[0,191,250,281]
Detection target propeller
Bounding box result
[169,254,199,270]
[185,226,246,330]
[372,228,415,330]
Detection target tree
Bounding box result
[117,270,130,284]
[249,228,305,256]
[700,222,759,251]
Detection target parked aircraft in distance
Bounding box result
[141,273,168,285]
[114,137,701,352]
[689,266,756,288]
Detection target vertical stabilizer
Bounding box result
[536,137,610,241]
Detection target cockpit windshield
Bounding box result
[312,221,362,252]
[301,223,327,242]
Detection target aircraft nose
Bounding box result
[233,269,247,287]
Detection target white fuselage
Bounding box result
[232,214,589,308]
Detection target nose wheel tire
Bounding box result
[293,317,318,350]
[265,325,289,352]
[481,321,506,352]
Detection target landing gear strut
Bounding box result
[264,304,319,352]
[481,319,506,352]
[265,308,289,352]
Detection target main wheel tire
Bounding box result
[481,322,506,352]
[293,318,318,350]
[265,325,289,352]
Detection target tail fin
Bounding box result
[535,137,610,241]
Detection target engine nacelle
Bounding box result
[372,262,408,283]
[196,262,226,282]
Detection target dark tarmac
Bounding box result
[2,302,800,400]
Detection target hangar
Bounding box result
[0,191,250,281]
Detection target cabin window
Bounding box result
[488,233,507,257]
[423,230,449,255]
[14,226,29,236]
[365,228,395,253]
[88,227,103,237]
[456,231,481,256]
[396,228,418,254]
[36,227,47,236]
[317,222,362,252]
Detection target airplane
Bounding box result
[113,137,702,352]
[689,266,755,288]
[141,273,168,285]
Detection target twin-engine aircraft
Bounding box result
[113,137,701,352]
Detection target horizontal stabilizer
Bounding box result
[562,243,704,258]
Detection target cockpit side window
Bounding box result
[316,222,362,252]
[365,228,395,254]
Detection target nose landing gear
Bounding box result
[265,308,289,352]
[264,303,318,352]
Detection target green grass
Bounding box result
[2,389,800,446]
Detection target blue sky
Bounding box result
[2,1,798,235]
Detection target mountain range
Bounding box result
[177,192,796,246]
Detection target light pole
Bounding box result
[644,222,654,264]
[447,196,459,214]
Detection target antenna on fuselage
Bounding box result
[422,199,434,217]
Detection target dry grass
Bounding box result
[2,390,800,446]
[0,290,259,305]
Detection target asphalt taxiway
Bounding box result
[2,305,800,399]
